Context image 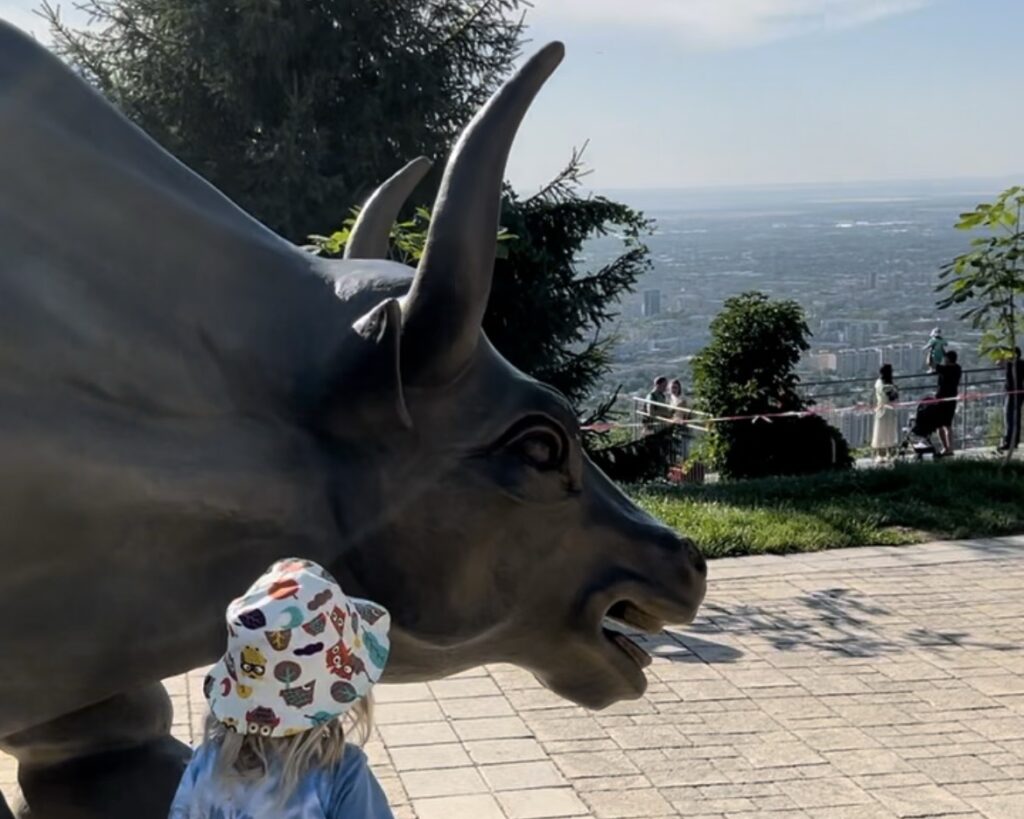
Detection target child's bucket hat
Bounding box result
[203,558,390,738]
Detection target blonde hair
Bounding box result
[205,695,375,803]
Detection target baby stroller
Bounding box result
[899,399,944,460]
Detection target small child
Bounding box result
[169,558,395,819]
[922,327,948,372]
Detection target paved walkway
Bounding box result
[4,537,1024,817]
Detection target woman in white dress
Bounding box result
[872,363,900,461]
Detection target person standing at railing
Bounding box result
[871,363,900,462]
[641,376,671,431]
[934,350,962,456]
[998,347,1024,453]
[668,378,692,460]
[668,379,687,418]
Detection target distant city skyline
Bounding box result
[3,0,1021,194]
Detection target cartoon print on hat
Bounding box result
[325,641,367,680]
[302,613,326,636]
[245,706,281,737]
[280,680,316,708]
[305,710,337,727]
[237,609,266,630]
[330,681,358,704]
[280,606,304,629]
[363,630,389,669]
[329,606,346,635]
[239,646,267,679]
[204,558,390,737]
[265,629,291,651]
[268,578,300,600]
[354,601,387,625]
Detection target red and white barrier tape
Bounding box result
[581,388,1024,433]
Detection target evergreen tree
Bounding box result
[692,291,852,479]
[489,150,652,406]
[43,0,527,240]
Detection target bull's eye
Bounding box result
[484,415,572,479]
[512,428,564,471]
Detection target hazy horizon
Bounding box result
[587,176,1021,215]
[599,174,1021,193]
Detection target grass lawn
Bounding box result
[630,458,1024,559]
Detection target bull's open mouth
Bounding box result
[601,601,666,669]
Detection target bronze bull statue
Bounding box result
[0,21,706,819]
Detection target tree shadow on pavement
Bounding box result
[684,587,1018,659]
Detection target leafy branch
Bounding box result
[937,185,1024,458]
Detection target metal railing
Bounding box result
[622,366,1008,454]
[797,366,1005,451]
[627,398,710,463]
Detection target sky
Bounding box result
[4,0,1022,193]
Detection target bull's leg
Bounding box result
[1,683,189,819]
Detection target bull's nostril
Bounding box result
[649,531,707,579]
[692,547,708,578]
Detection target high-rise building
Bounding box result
[835,347,883,378]
[880,343,918,375]
[642,289,662,317]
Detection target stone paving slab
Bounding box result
[5,536,1024,817]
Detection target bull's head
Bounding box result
[318,43,707,708]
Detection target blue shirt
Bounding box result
[168,742,394,819]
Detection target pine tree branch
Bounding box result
[525,141,593,206]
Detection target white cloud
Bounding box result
[532,0,932,48]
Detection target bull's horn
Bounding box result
[344,157,432,259]
[401,42,565,383]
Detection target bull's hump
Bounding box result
[315,258,415,303]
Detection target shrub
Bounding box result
[692,291,852,479]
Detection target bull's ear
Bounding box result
[347,298,413,429]
[345,157,432,260]
[400,42,565,386]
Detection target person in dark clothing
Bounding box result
[641,376,670,431]
[934,349,962,455]
[998,347,1024,452]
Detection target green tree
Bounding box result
[314,148,652,407]
[691,291,851,479]
[43,0,527,240]
[937,186,1024,454]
